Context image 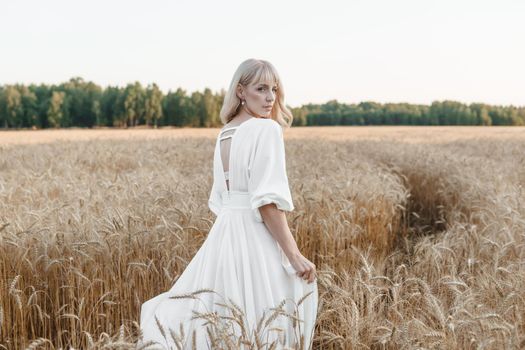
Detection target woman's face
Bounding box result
[240,80,278,117]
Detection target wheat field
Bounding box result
[1,126,524,349]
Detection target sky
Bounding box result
[1,0,524,107]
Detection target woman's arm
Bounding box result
[259,203,317,283]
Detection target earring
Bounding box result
[241,100,245,105]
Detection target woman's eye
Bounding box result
[259,87,277,92]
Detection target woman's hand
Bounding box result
[258,205,317,284]
[288,252,317,283]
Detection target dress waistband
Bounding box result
[221,190,251,208]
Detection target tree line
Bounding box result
[0,77,523,128]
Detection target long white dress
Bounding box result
[137,117,318,349]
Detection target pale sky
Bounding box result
[1,0,523,107]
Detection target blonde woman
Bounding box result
[138,59,318,349]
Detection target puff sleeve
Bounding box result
[208,137,223,216]
[208,179,222,216]
[248,120,294,222]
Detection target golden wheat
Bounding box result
[0,126,524,349]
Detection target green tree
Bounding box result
[1,86,23,128]
[202,88,220,127]
[144,83,163,127]
[47,91,66,127]
[100,86,123,126]
[190,91,204,127]
[123,82,145,127]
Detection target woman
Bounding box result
[138,59,318,349]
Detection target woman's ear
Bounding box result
[236,84,244,100]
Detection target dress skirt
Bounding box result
[137,190,318,349]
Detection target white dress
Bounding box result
[137,117,318,349]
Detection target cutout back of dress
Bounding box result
[219,126,239,191]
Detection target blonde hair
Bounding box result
[220,58,293,128]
